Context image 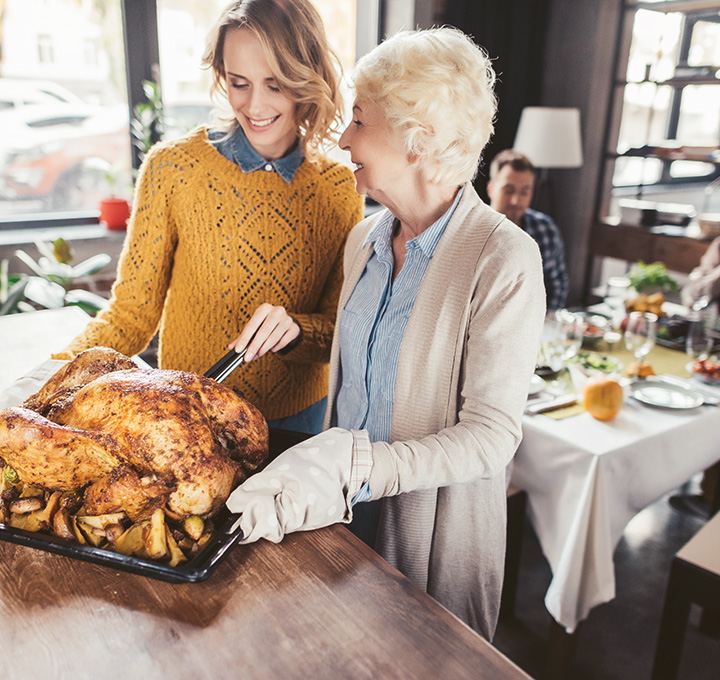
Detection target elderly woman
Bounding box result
[227,27,545,639]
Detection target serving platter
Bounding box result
[0,428,309,583]
[628,379,704,410]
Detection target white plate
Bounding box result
[528,374,546,397]
[629,379,704,410]
[685,361,720,386]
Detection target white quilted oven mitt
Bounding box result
[226,427,371,544]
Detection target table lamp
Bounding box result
[513,106,584,213]
[514,106,583,169]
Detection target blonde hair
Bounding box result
[202,0,343,161]
[352,27,497,185]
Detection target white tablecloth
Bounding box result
[511,386,720,632]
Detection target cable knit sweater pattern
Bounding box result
[54,127,364,420]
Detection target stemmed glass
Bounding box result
[537,309,584,392]
[624,311,657,367]
[686,318,713,361]
[555,309,584,362]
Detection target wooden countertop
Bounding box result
[0,524,531,680]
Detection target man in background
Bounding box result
[487,149,569,310]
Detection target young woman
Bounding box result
[53,0,363,434]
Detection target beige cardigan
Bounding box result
[325,183,546,638]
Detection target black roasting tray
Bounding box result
[0,428,310,583]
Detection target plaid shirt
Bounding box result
[522,209,569,310]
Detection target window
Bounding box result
[0,0,360,226]
[603,1,720,219]
[0,0,129,218]
[155,0,357,146]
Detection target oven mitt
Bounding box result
[226,427,372,544]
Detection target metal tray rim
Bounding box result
[0,428,309,583]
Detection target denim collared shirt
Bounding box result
[209,126,304,184]
[335,187,464,447]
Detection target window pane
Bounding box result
[156,0,357,143]
[612,156,663,187]
[0,0,131,217]
[625,10,681,83]
[688,19,720,66]
[616,83,674,153]
[668,159,715,178]
[156,0,228,142]
[676,84,720,144]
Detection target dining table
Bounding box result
[511,330,720,679]
[0,306,532,680]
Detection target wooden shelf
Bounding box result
[616,145,720,164]
[590,221,710,273]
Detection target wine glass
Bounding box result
[537,310,583,392]
[686,310,717,360]
[604,276,631,327]
[555,309,584,361]
[624,311,657,365]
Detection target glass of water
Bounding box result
[624,311,657,363]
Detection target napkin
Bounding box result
[0,360,67,410]
[0,355,151,410]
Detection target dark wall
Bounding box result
[440,0,551,197]
[438,0,623,306]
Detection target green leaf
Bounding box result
[34,238,58,264]
[14,249,46,277]
[53,237,73,265]
[64,288,109,313]
[0,278,28,315]
[628,260,679,293]
[23,277,66,309]
[70,253,112,278]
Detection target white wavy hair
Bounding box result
[351,27,497,185]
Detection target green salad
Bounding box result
[572,352,622,373]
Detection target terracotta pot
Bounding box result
[99,197,131,231]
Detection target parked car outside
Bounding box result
[0,79,84,112]
[0,103,130,211]
[0,97,214,214]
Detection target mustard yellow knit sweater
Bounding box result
[54,127,364,419]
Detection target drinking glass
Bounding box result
[537,310,584,391]
[624,311,657,362]
[604,276,631,327]
[555,309,584,361]
[686,312,716,360]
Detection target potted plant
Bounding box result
[131,79,165,164]
[627,260,680,296]
[99,170,131,231]
[1,238,111,316]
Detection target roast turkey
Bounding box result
[0,347,269,519]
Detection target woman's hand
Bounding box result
[228,303,301,361]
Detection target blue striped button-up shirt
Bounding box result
[335,188,463,448]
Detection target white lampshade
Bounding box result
[513,107,583,168]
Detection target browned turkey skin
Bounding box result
[0,348,269,520]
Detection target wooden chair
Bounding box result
[651,510,720,680]
[501,484,527,618]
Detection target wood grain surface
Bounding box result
[0,524,531,680]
